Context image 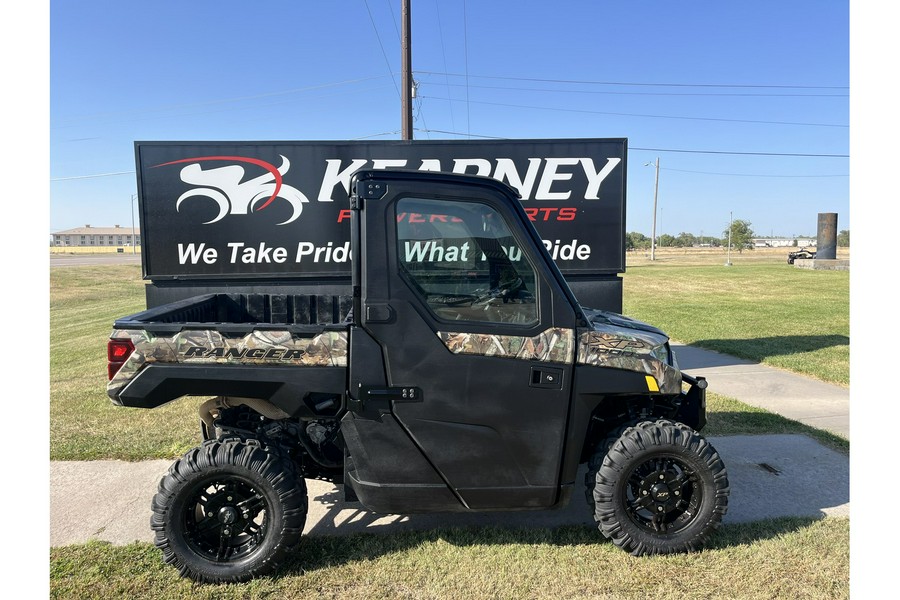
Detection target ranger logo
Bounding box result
[182,346,307,360]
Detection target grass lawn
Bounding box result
[50,265,199,460]
[622,248,849,386]
[50,518,849,599]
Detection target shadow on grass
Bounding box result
[281,441,846,577]
[277,516,827,578]
[676,335,848,368]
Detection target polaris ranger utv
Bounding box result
[107,169,728,583]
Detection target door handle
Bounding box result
[365,303,394,323]
[530,366,563,389]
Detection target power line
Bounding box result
[384,0,401,40]
[415,71,848,90]
[660,167,848,178]
[414,132,848,157]
[420,96,848,128]
[53,76,389,126]
[354,130,401,139]
[414,90,430,140]
[363,0,400,97]
[52,83,399,131]
[419,79,848,98]
[630,146,848,158]
[51,171,135,181]
[462,0,471,138]
[50,140,848,181]
[433,0,457,132]
[414,127,506,139]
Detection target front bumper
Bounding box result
[676,372,708,431]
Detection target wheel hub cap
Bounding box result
[650,482,671,502]
[218,506,238,525]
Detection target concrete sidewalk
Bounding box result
[49,344,850,547]
[672,343,849,439]
[50,434,849,547]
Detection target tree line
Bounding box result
[626,221,850,252]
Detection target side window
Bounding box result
[396,197,538,325]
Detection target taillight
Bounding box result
[107,339,135,380]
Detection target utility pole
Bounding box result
[401,0,413,140]
[650,157,659,261]
[130,193,137,255]
[725,211,733,266]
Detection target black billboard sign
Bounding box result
[135,139,627,280]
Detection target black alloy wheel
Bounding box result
[621,453,704,535]
[181,475,271,563]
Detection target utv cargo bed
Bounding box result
[107,293,351,413]
[113,292,354,334]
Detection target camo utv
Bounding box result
[108,170,729,583]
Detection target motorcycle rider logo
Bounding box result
[153,155,308,225]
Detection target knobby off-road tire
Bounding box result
[588,419,729,556]
[151,437,308,583]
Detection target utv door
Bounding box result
[348,171,578,511]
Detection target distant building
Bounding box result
[751,237,815,248]
[51,225,141,247]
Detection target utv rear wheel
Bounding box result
[590,419,728,555]
[151,437,307,583]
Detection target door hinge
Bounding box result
[351,384,423,411]
[359,181,387,200]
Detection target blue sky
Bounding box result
[49,1,850,239]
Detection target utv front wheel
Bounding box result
[590,419,729,555]
[151,438,308,583]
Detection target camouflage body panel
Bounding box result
[437,327,575,364]
[577,324,681,395]
[107,328,348,398]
